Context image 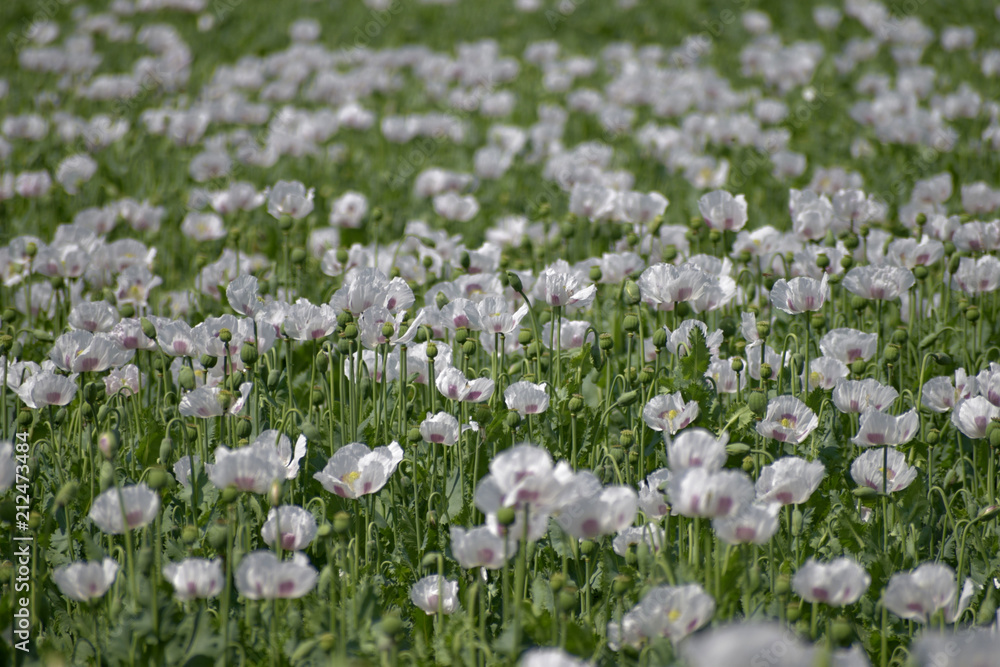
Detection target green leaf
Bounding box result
[679,326,711,379]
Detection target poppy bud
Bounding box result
[496,506,516,526]
[853,486,877,499]
[786,601,802,622]
[408,427,422,443]
[333,511,351,533]
[616,390,639,407]
[181,525,199,545]
[506,271,523,293]
[988,422,1000,449]
[791,508,803,536]
[622,280,641,305]
[623,314,639,333]
[557,588,579,611]
[56,481,79,507]
[589,265,603,282]
[748,389,768,415]
[98,430,119,460]
[505,410,521,428]
[99,463,115,492]
[267,369,282,390]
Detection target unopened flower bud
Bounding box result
[623,280,641,305]
[98,430,119,460]
[506,271,523,293]
[56,481,79,507]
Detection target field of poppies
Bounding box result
[3,0,1000,665]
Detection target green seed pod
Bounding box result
[748,389,768,415]
[240,342,259,366]
[588,265,603,283]
[623,314,639,333]
[207,522,228,551]
[579,539,595,556]
[147,468,169,491]
[638,366,654,384]
[317,524,332,539]
[290,248,307,265]
[518,328,533,346]
[810,313,826,330]
[742,456,755,472]
[884,344,900,363]
[319,633,336,652]
[425,342,438,359]
[341,323,358,340]
[612,574,633,595]
[496,506,516,526]
[379,613,403,637]
[178,366,196,391]
[599,332,614,351]
[850,295,867,312]
[235,418,253,439]
[505,410,521,429]
[221,486,241,505]
[568,394,585,413]
[853,486,878,499]
[181,525,200,545]
[966,306,980,322]
[926,428,940,445]
[785,602,802,622]
[184,423,198,442]
[550,572,566,592]
[774,573,791,595]
[609,446,625,462]
[408,427,422,443]
[831,617,852,642]
[747,566,761,593]
[17,409,32,427]
[759,363,773,381]
[53,407,67,425]
[434,291,449,310]
[81,402,95,421]
[462,340,476,356]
